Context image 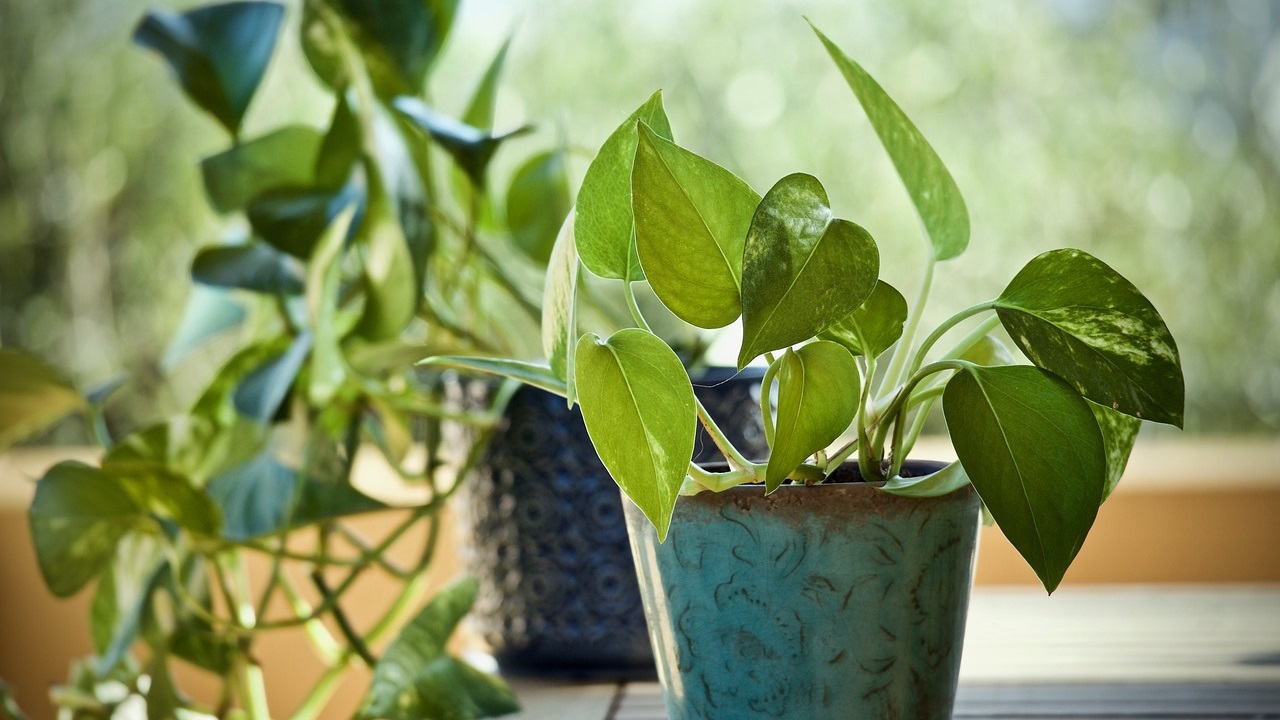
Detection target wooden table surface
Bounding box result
[499,586,1280,719]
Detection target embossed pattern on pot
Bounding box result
[625,462,980,719]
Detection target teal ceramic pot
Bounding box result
[623,461,980,720]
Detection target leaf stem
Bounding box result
[879,255,935,397]
[759,357,779,449]
[623,280,652,332]
[906,300,997,378]
[695,396,751,470]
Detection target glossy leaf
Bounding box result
[766,342,859,492]
[302,0,459,99]
[880,460,971,498]
[632,123,759,329]
[1093,403,1142,501]
[133,2,283,136]
[739,173,879,367]
[103,416,228,488]
[421,356,567,398]
[508,149,572,264]
[944,364,1106,592]
[191,242,305,295]
[29,462,144,597]
[0,349,86,451]
[818,280,908,359]
[315,92,362,189]
[574,329,696,540]
[121,470,222,537]
[234,332,311,423]
[811,23,969,261]
[192,339,291,427]
[392,97,532,187]
[995,249,1184,427]
[201,126,324,213]
[575,91,673,281]
[358,578,519,719]
[246,183,361,259]
[541,211,579,402]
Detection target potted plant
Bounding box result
[0,0,568,717]
[429,21,1184,719]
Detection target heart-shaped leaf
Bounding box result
[739,173,879,367]
[766,342,859,492]
[541,211,579,402]
[134,2,284,136]
[632,123,760,329]
[508,149,572,264]
[574,329,697,540]
[302,0,459,100]
[0,349,86,451]
[234,332,311,423]
[358,578,518,720]
[29,462,145,597]
[994,248,1184,427]
[818,280,908,359]
[943,364,1106,593]
[811,23,969,262]
[201,126,324,213]
[575,92,672,281]
[192,242,305,295]
[1092,403,1142,501]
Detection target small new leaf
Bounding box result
[0,350,86,451]
[766,342,859,492]
[818,280,908,359]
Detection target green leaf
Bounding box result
[358,578,519,720]
[508,149,572,264]
[541,211,579,402]
[208,453,385,541]
[316,92,362,189]
[234,332,311,423]
[191,339,292,427]
[191,242,305,295]
[91,535,165,674]
[420,356,567,398]
[738,173,879,367]
[810,22,969,262]
[880,460,971,498]
[356,190,420,341]
[818,280,908,359]
[133,2,283,136]
[302,0,459,100]
[246,183,362,259]
[574,329,696,540]
[632,123,759,329]
[959,333,1018,367]
[121,470,222,537]
[994,248,1184,427]
[1092,403,1142,501]
[575,91,672,281]
[766,342,859,492]
[462,38,510,130]
[103,416,228,488]
[160,286,246,370]
[943,364,1106,592]
[29,462,145,597]
[201,126,324,213]
[307,207,357,406]
[392,97,532,187]
[144,654,181,720]
[0,350,86,451]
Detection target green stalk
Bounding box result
[623,280,652,332]
[878,255,935,397]
[759,357,779,449]
[695,397,751,471]
[906,300,997,378]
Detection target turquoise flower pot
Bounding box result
[623,461,980,720]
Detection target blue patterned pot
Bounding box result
[463,368,766,677]
[624,461,980,719]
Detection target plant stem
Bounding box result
[311,571,377,666]
[623,281,652,332]
[682,463,759,494]
[759,358,779,449]
[906,300,997,378]
[695,396,751,470]
[278,572,341,665]
[879,255,935,397]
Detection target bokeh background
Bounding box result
[2,0,1278,435]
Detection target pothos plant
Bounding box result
[1,0,573,718]
[431,22,1185,595]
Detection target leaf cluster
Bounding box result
[432,23,1185,594]
[1,0,575,716]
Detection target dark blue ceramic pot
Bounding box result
[463,368,766,677]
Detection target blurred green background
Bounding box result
[2,0,1277,435]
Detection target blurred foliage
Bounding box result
[3,0,1279,433]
